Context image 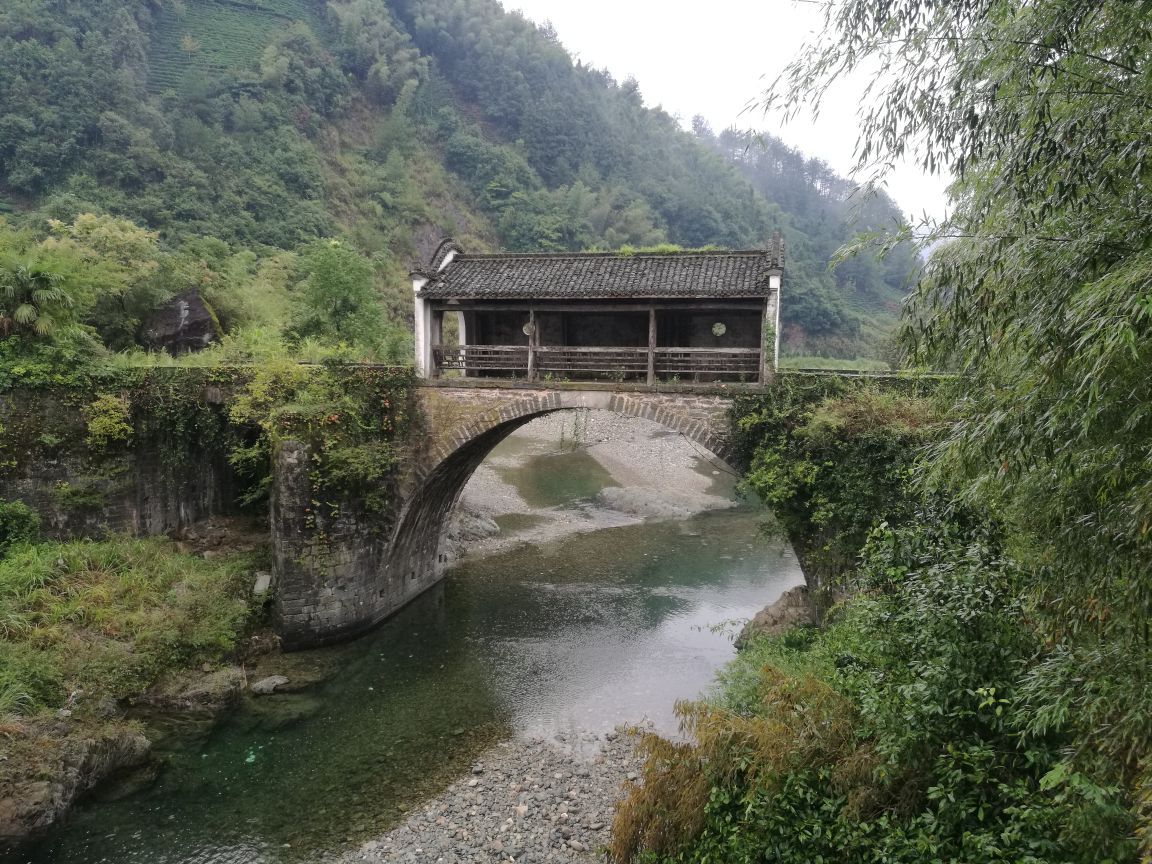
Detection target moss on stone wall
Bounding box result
[0,362,415,541]
[229,362,416,525]
[0,368,246,475]
[0,368,256,536]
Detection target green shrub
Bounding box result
[83,392,134,448]
[0,499,40,557]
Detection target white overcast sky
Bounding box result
[506,0,950,222]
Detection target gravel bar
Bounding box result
[335,730,645,863]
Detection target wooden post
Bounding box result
[430,310,443,378]
[647,306,657,386]
[526,309,537,381]
[457,311,468,378]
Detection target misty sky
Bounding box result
[507,0,950,221]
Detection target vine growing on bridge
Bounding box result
[228,360,415,520]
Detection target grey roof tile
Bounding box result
[418,249,782,300]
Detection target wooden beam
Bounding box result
[430,310,443,378]
[428,302,764,313]
[526,309,537,382]
[647,305,656,386]
[760,297,771,384]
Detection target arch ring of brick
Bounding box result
[417,388,738,479]
[274,386,739,649]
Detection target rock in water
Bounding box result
[735,585,816,648]
[143,666,246,714]
[250,675,290,696]
[141,290,221,355]
[0,726,151,848]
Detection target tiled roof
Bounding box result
[417,248,783,301]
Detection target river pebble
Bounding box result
[331,730,644,863]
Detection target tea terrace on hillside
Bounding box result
[412,238,784,384]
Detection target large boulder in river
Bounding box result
[141,290,221,355]
[735,585,816,649]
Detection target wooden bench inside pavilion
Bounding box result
[412,238,783,385]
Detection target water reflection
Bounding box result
[454,511,800,739]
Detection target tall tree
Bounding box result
[291,240,385,349]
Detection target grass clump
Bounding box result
[0,537,257,719]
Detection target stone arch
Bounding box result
[386,389,739,598]
[385,411,566,594]
[414,389,737,480]
[275,386,739,649]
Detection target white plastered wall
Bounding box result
[769,273,782,370]
[412,275,431,377]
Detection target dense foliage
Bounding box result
[0,215,412,366]
[0,0,915,361]
[735,381,939,606]
[613,1,1152,861]
[765,0,1152,850]
[613,517,1134,864]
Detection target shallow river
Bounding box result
[19,446,803,864]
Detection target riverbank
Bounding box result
[332,730,644,864]
[0,523,269,849]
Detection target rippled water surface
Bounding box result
[18,453,803,864]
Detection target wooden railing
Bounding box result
[433,344,763,382]
[655,347,761,377]
[536,346,649,374]
[435,345,528,372]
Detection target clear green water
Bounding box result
[15,462,802,864]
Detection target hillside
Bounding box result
[0,0,917,361]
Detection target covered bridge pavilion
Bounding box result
[412,238,783,385]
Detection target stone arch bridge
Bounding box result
[273,384,743,649]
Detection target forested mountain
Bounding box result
[704,128,917,358]
[0,0,916,361]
